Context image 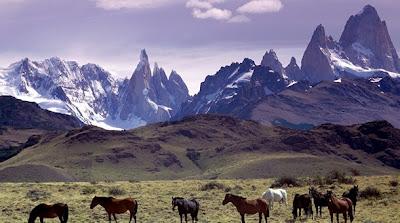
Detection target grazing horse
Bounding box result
[222,193,269,223]
[343,185,359,215]
[325,191,354,223]
[28,203,68,223]
[262,188,287,209]
[309,187,329,217]
[90,196,138,223]
[171,197,200,223]
[292,194,313,220]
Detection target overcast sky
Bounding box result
[0,0,399,94]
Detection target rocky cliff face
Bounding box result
[300,5,400,83]
[119,50,190,124]
[340,5,400,72]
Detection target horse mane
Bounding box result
[229,194,246,200]
[173,197,185,200]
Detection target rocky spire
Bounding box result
[261,49,285,76]
[301,24,336,83]
[284,57,305,81]
[339,5,400,72]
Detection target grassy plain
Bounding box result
[0,175,398,223]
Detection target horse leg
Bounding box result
[185,213,188,223]
[241,213,245,223]
[264,212,268,223]
[113,213,118,223]
[180,214,183,223]
[129,211,133,223]
[336,213,339,223]
[258,212,262,223]
[108,213,112,223]
[40,217,44,223]
[330,212,333,223]
[343,212,347,223]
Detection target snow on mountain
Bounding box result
[301,5,400,83]
[0,50,190,130]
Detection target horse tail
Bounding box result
[346,199,354,222]
[63,204,69,223]
[133,200,138,215]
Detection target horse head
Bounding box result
[172,197,183,211]
[222,194,232,205]
[90,196,99,209]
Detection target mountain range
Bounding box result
[0,50,189,130]
[0,5,399,130]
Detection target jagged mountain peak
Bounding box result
[310,24,327,47]
[339,4,400,72]
[140,49,149,63]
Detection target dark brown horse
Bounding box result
[343,185,359,215]
[222,193,269,223]
[325,191,354,223]
[309,186,329,217]
[292,194,313,220]
[28,203,68,223]
[90,196,138,223]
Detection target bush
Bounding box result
[350,168,361,176]
[81,187,96,195]
[271,176,301,188]
[200,182,225,191]
[326,170,355,184]
[26,190,51,201]
[389,180,398,187]
[360,186,381,199]
[108,187,126,196]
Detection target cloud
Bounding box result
[237,0,283,14]
[186,0,213,9]
[228,15,251,23]
[93,0,181,10]
[192,7,232,20]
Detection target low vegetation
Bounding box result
[270,176,302,188]
[360,186,382,199]
[0,175,398,222]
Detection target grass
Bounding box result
[0,175,399,222]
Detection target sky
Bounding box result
[0,0,399,94]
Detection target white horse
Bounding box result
[262,188,288,209]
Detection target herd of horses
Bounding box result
[27,185,359,223]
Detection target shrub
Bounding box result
[200,182,225,191]
[326,170,355,184]
[26,190,51,201]
[350,168,361,176]
[108,187,126,196]
[271,176,301,188]
[389,180,398,187]
[360,186,381,199]
[81,187,96,195]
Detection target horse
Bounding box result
[292,194,313,220]
[222,193,269,223]
[171,197,200,223]
[343,185,359,215]
[28,203,68,223]
[262,188,287,209]
[309,186,329,217]
[325,191,354,223]
[90,196,138,223]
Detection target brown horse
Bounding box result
[325,191,354,223]
[222,193,269,223]
[292,194,313,220]
[28,203,68,223]
[90,196,138,223]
